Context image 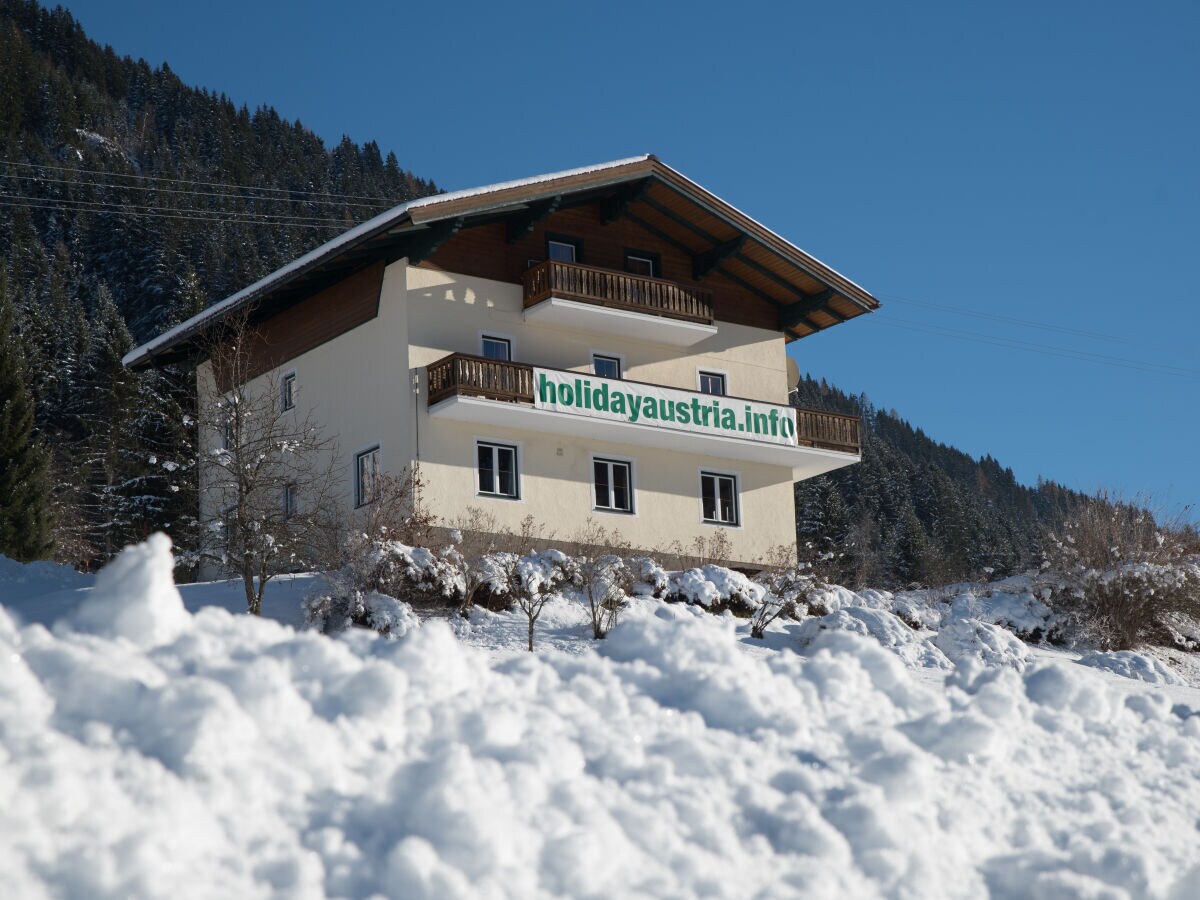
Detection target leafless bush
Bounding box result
[750,561,823,639]
[498,550,576,652]
[571,519,634,639]
[197,316,341,615]
[1041,492,1200,650]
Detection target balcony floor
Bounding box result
[523,296,719,346]
[428,393,858,480]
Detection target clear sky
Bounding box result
[59,0,1200,518]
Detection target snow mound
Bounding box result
[1077,650,1184,686]
[0,553,92,602]
[933,618,1031,671]
[67,533,189,648]
[668,564,764,610]
[797,606,953,670]
[949,585,1053,637]
[3,539,1200,897]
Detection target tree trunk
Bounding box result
[243,573,261,615]
[527,617,534,652]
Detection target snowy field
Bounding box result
[3,536,1200,898]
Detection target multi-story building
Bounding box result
[125,155,878,567]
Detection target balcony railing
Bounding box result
[426,353,861,454]
[522,260,715,324]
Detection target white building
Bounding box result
[125,156,877,567]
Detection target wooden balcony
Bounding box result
[522,261,716,342]
[425,353,861,455]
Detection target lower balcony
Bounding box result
[521,260,718,346]
[425,353,860,479]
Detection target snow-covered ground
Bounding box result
[3,537,1200,898]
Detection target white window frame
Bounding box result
[699,468,741,528]
[591,454,636,515]
[280,370,296,412]
[591,351,624,380]
[547,239,578,262]
[697,369,728,396]
[476,439,521,500]
[624,252,657,278]
[354,444,381,508]
[479,331,514,361]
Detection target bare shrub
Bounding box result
[750,562,823,639]
[497,550,576,652]
[571,519,634,639]
[1041,492,1200,650]
[197,316,341,615]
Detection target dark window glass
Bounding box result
[592,355,621,379]
[700,472,738,525]
[356,446,380,507]
[478,442,518,498]
[281,373,296,411]
[547,240,577,262]
[594,458,633,513]
[481,336,511,361]
[624,254,656,277]
[699,371,727,396]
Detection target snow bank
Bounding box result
[67,533,190,648]
[796,607,954,670]
[1077,650,1185,686]
[933,618,1031,672]
[3,539,1200,897]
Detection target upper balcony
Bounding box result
[521,260,719,346]
[425,352,860,479]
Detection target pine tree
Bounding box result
[0,271,53,560]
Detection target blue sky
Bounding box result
[62,0,1200,518]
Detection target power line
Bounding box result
[874,318,1200,380]
[0,158,411,204]
[0,190,361,224]
[879,291,1194,359]
[0,168,398,209]
[0,196,343,230]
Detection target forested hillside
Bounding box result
[792,376,1090,587]
[0,0,1113,580]
[0,0,436,563]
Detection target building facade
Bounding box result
[126,156,878,567]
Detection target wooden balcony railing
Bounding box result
[426,353,861,455]
[522,260,715,324]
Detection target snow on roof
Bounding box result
[122,155,654,369]
[123,153,874,367]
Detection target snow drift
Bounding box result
[2,538,1200,898]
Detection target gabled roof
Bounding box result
[124,155,878,368]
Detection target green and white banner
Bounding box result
[532,369,798,447]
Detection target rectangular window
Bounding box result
[355,445,380,508]
[592,354,621,380]
[624,251,658,278]
[700,471,739,526]
[593,458,633,513]
[699,371,727,396]
[283,483,297,519]
[280,372,296,412]
[477,441,519,499]
[547,238,578,262]
[481,335,511,361]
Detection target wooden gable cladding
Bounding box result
[213,260,384,390]
[421,202,783,331]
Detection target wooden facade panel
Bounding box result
[641,183,742,243]
[233,261,385,385]
[422,203,782,332]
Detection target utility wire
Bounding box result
[0,196,343,229]
[0,158,410,204]
[879,291,1194,359]
[0,168,399,209]
[873,318,1200,380]
[0,191,361,224]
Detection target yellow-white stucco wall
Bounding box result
[199,260,801,565]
